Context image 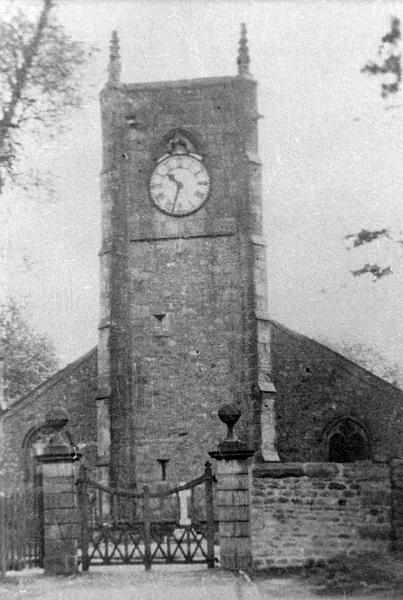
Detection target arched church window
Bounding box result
[326,418,370,463]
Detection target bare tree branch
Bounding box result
[345,228,390,248]
[0,1,93,196]
[350,264,393,281]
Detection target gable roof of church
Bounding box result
[3,347,97,415]
[265,318,403,396]
[3,319,401,415]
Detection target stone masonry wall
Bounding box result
[0,349,97,490]
[130,234,246,485]
[105,76,264,486]
[251,462,392,569]
[267,321,403,461]
[391,459,403,551]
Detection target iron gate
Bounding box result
[0,486,44,574]
[76,462,218,570]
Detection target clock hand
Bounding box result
[171,181,183,211]
[166,171,182,210]
[167,172,179,184]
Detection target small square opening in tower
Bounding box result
[157,458,169,481]
[153,312,171,336]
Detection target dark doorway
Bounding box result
[327,418,370,462]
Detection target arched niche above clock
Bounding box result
[153,128,205,163]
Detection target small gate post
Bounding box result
[209,405,254,571]
[204,461,215,569]
[35,471,45,568]
[0,495,6,576]
[143,484,152,570]
[37,432,81,576]
[76,464,90,571]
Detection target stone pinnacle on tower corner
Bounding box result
[108,30,121,87]
[237,23,251,76]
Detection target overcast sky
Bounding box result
[2,0,403,370]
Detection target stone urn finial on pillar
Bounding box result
[212,403,255,460]
[209,404,254,571]
[219,404,240,440]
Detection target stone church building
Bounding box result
[1,26,403,494]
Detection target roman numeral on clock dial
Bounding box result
[149,154,210,216]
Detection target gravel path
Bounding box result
[1,565,402,600]
[0,565,261,600]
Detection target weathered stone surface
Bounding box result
[43,553,77,576]
[304,463,339,478]
[253,463,305,479]
[216,460,251,476]
[391,461,403,550]
[270,321,403,463]
[217,505,250,522]
[219,521,250,538]
[43,491,76,510]
[41,455,79,576]
[44,508,79,526]
[250,461,393,568]
[0,350,97,490]
[219,473,250,490]
[358,525,391,540]
[96,75,267,487]
[220,536,252,570]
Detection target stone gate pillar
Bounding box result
[38,432,81,575]
[209,404,254,571]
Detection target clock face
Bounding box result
[149,154,210,216]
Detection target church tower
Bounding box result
[96,26,277,488]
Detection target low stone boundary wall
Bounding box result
[250,462,394,569]
[391,458,403,551]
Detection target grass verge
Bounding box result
[299,552,403,595]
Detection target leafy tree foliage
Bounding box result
[0,0,92,194]
[361,16,401,98]
[0,298,58,405]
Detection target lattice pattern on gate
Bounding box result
[150,522,211,563]
[76,462,218,570]
[88,523,144,564]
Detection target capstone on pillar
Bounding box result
[209,404,254,571]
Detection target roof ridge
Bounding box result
[261,318,402,394]
[3,347,97,414]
